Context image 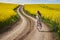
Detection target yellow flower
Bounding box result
[24,4,60,25]
[0,3,18,22]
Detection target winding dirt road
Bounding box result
[16,5,56,40]
[0,5,56,40]
[0,5,35,40]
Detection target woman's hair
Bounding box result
[37,11,41,16]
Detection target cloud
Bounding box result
[46,0,57,1]
[39,0,60,4]
[0,0,34,4]
[0,0,41,4]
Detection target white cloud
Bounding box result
[0,0,34,4]
[46,0,57,2]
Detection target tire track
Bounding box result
[14,5,35,40]
[0,5,31,40]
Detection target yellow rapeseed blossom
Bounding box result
[0,3,18,22]
[24,4,60,25]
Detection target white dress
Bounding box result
[36,14,42,28]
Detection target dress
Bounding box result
[36,14,42,29]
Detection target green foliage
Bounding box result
[0,14,19,30]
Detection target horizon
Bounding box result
[0,0,60,4]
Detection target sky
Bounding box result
[0,0,60,4]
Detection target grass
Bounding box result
[24,4,60,39]
[0,3,19,31]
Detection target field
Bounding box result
[0,3,19,30]
[24,4,60,37]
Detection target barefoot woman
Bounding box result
[36,11,42,32]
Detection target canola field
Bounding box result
[24,4,60,37]
[24,4,60,26]
[0,3,19,30]
[24,4,60,24]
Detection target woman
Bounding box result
[36,11,42,32]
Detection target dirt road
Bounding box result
[17,5,56,40]
[0,6,35,40]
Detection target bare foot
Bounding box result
[37,27,42,32]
